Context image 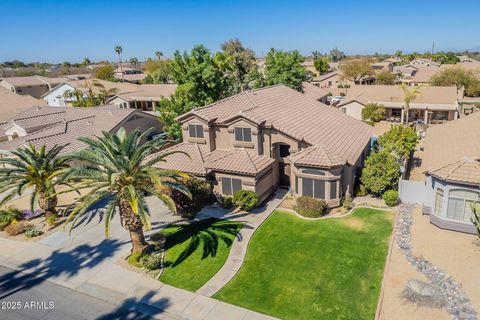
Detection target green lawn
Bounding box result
[160,218,244,292]
[214,208,394,320]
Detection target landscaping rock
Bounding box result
[395,205,478,320]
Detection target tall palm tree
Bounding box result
[129,57,139,69]
[62,128,190,253]
[0,145,69,217]
[400,84,422,124]
[114,45,125,82]
[155,51,163,60]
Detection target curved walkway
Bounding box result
[395,204,477,319]
[196,189,287,297]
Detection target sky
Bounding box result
[2,0,480,63]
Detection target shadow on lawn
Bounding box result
[164,218,248,267]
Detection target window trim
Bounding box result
[188,124,204,139]
[221,177,242,195]
[234,127,252,142]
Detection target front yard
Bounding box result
[159,218,244,292]
[214,208,394,320]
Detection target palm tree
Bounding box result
[92,80,119,104]
[0,145,69,217]
[63,89,85,107]
[114,45,125,82]
[155,51,163,60]
[400,84,422,124]
[82,58,91,66]
[62,128,190,253]
[129,57,139,69]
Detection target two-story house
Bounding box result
[152,85,374,206]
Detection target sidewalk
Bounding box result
[0,197,278,320]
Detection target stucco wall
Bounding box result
[339,101,364,120]
[43,84,76,107]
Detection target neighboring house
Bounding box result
[0,106,163,153]
[393,65,419,80]
[0,75,89,98]
[42,79,139,107]
[337,85,459,123]
[152,85,373,205]
[457,55,479,63]
[114,67,146,84]
[371,61,394,72]
[108,84,177,111]
[410,112,480,234]
[302,82,330,103]
[410,58,441,68]
[409,63,480,86]
[311,71,348,89]
[0,86,46,123]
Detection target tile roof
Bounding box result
[1,76,70,87]
[111,84,177,102]
[287,145,345,168]
[302,82,330,101]
[429,159,480,186]
[415,112,480,175]
[0,106,138,153]
[151,143,274,176]
[181,85,373,166]
[0,86,46,123]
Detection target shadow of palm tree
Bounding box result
[162,218,247,267]
[96,291,169,320]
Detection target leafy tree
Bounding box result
[379,125,418,161]
[129,57,139,69]
[217,38,257,93]
[340,58,373,84]
[313,58,329,74]
[329,48,346,62]
[0,145,69,217]
[143,59,172,84]
[400,84,422,124]
[360,150,400,195]
[395,50,403,58]
[157,45,230,138]
[82,58,91,66]
[255,48,311,92]
[62,128,190,253]
[376,70,396,85]
[114,45,124,82]
[94,64,116,81]
[62,61,71,74]
[362,103,387,122]
[430,67,477,91]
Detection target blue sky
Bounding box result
[2,0,480,63]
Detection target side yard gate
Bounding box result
[398,178,426,204]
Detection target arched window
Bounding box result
[446,189,479,222]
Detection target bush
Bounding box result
[93,63,116,81]
[361,103,387,122]
[361,150,401,195]
[233,190,258,211]
[169,177,212,218]
[294,196,327,218]
[379,125,418,161]
[356,184,368,197]
[4,222,33,236]
[215,193,234,209]
[140,254,163,270]
[342,194,353,210]
[46,214,58,226]
[24,227,44,238]
[0,206,23,230]
[383,190,399,207]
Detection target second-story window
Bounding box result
[188,124,204,138]
[234,127,252,142]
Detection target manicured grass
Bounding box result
[160,218,244,292]
[214,208,394,320]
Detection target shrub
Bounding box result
[4,222,33,236]
[24,227,44,238]
[46,214,58,226]
[294,196,327,218]
[233,190,258,211]
[169,177,212,218]
[0,206,23,230]
[22,209,44,221]
[361,150,401,195]
[356,184,368,197]
[361,103,387,122]
[383,190,399,207]
[140,254,163,270]
[215,193,234,209]
[342,194,353,210]
[93,63,116,81]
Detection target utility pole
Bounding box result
[431,42,435,55]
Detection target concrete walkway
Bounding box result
[196,189,287,297]
[0,196,278,320]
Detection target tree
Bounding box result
[0,144,69,217]
[157,45,230,138]
[94,64,116,81]
[395,50,403,58]
[329,48,346,62]
[82,58,91,66]
[62,61,71,74]
[400,84,422,124]
[430,67,477,91]
[114,45,124,82]
[256,48,311,92]
[379,125,418,161]
[143,59,172,84]
[376,70,396,85]
[92,79,119,104]
[313,57,329,74]
[129,57,139,69]
[339,58,373,84]
[62,128,190,253]
[361,103,387,122]
[155,51,163,60]
[311,50,322,60]
[360,150,401,195]
[217,38,257,92]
